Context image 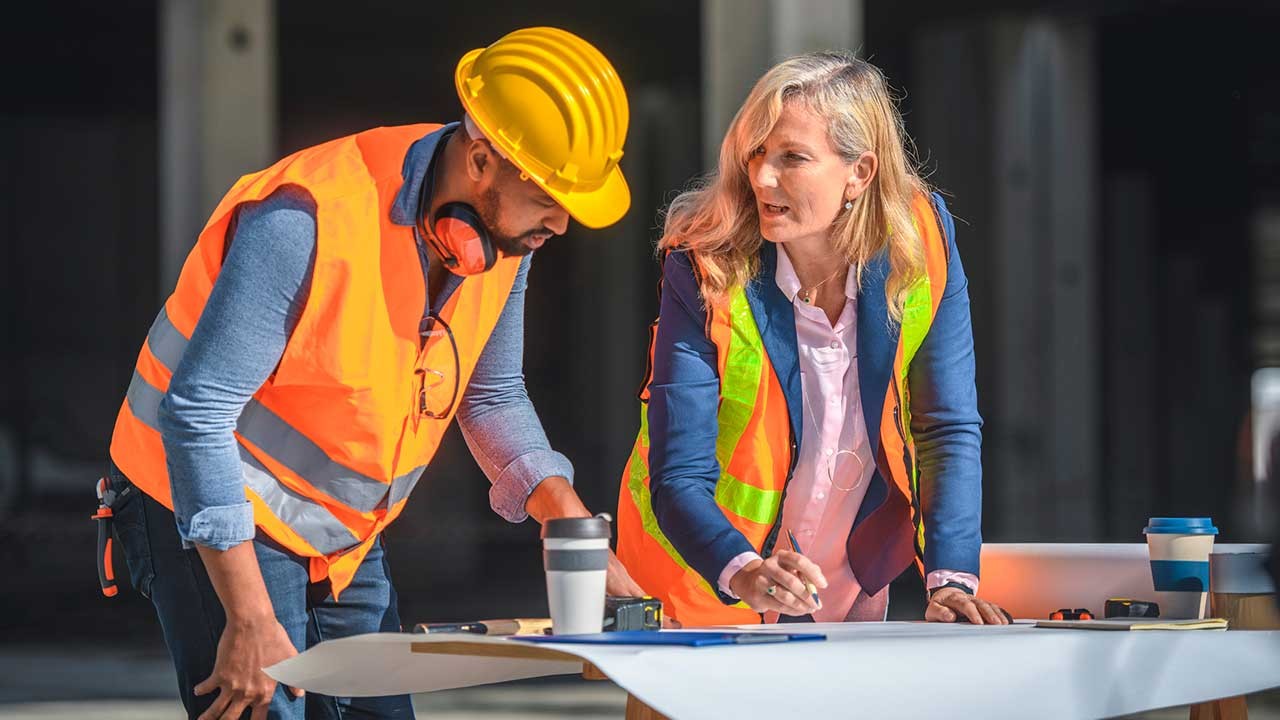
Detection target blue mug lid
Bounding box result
[1143,517,1219,535]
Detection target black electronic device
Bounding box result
[603,596,663,631]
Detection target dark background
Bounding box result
[2,0,1277,653]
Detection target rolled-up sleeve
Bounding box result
[457,255,574,523]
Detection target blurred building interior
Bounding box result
[2,0,1277,650]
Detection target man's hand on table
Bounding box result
[525,476,672,621]
[925,587,1011,625]
[606,548,645,597]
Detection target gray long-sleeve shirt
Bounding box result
[155,125,572,550]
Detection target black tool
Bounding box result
[603,596,663,631]
[414,622,487,634]
[412,619,552,635]
[1104,598,1160,619]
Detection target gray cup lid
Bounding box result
[542,513,612,540]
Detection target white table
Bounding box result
[268,622,1280,719]
[268,543,1280,719]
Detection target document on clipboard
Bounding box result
[512,630,827,647]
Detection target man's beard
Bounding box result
[475,186,542,258]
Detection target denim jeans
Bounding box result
[109,466,414,719]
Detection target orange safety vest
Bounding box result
[617,193,949,626]
[109,124,521,597]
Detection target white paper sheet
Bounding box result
[268,623,1280,719]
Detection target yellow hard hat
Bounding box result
[455,27,630,229]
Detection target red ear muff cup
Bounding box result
[435,216,489,275]
[432,202,496,275]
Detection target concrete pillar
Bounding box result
[1245,208,1280,538]
[702,0,863,168]
[160,0,276,295]
[913,18,1101,540]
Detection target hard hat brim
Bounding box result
[543,164,631,229]
[455,47,631,230]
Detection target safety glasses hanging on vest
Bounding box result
[414,125,499,276]
[407,125,477,431]
[411,313,460,431]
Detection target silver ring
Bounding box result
[765,585,777,596]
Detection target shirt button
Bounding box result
[825,448,834,456]
[816,491,826,500]
[830,340,840,349]
[830,396,839,404]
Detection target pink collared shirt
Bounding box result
[717,248,977,619]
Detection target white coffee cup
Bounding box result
[1144,517,1218,619]
[542,514,612,635]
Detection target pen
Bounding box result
[786,529,822,609]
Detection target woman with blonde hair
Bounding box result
[616,51,1008,626]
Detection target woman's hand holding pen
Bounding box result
[729,550,827,616]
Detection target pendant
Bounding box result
[800,291,813,304]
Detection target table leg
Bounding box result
[625,693,670,720]
[581,663,670,719]
[1189,695,1248,720]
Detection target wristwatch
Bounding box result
[929,580,975,598]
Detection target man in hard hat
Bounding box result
[105,27,638,719]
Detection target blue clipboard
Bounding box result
[512,631,826,647]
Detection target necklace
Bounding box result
[797,267,844,305]
[801,360,868,494]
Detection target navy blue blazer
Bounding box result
[647,193,983,600]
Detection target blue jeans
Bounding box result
[109,467,414,719]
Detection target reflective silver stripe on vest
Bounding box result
[387,466,425,509]
[239,448,362,555]
[237,401,401,513]
[235,402,426,512]
[125,371,362,555]
[125,370,163,432]
[135,307,427,513]
[145,307,188,372]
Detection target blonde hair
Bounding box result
[661,51,929,322]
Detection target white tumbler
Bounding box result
[542,514,611,635]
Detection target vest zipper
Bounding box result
[760,421,800,560]
[891,381,925,560]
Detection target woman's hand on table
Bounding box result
[926,587,1011,624]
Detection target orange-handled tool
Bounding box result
[93,477,118,598]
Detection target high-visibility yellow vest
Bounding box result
[617,193,949,625]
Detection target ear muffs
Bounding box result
[414,126,498,276]
[426,202,496,276]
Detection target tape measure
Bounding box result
[604,596,663,631]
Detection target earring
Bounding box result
[844,199,853,210]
